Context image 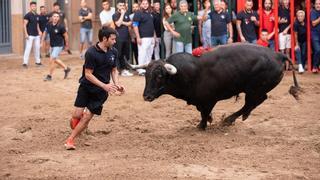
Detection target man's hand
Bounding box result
[25,34,29,39]
[115,84,125,95]
[172,31,181,38]
[240,35,246,42]
[103,83,118,95]
[228,37,233,44]
[295,45,300,50]
[137,37,142,45]
[250,16,257,22]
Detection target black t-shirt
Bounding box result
[294,20,306,44]
[278,7,290,33]
[152,12,161,37]
[39,14,50,32]
[79,8,92,29]
[80,43,118,90]
[209,11,231,36]
[24,11,39,36]
[133,10,155,38]
[50,11,66,26]
[112,11,131,41]
[237,10,259,41]
[45,23,66,47]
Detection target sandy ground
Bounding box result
[0,54,319,180]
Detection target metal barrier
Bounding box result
[0,0,12,54]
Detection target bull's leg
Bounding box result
[196,104,215,130]
[242,94,267,121]
[222,93,267,126]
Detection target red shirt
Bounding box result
[261,10,275,38]
[257,39,269,47]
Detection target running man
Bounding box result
[41,12,71,81]
[65,27,125,150]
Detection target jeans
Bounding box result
[269,39,275,50]
[211,34,227,46]
[153,37,161,60]
[80,27,93,44]
[175,41,192,54]
[312,34,320,68]
[163,30,173,58]
[23,35,41,64]
[247,39,257,44]
[294,42,306,67]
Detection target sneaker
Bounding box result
[64,67,71,79]
[35,62,43,66]
[70,118,80,130]
[121,70,133,77]
[312,68,318,73]
[137,69,146,76]
[298,64,304,74]
[44,75,52,81]
[45,53,50,58]
[80,54,84,60]
[67,50,72,55]
[22,64,28,68]
[64,138,76,150]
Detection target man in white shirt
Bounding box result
[99,0,115,28]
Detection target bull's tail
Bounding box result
[277,52,302,100]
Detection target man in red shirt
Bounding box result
[257,29,269,47]
[260,0,275,49]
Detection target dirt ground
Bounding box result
[0,54,319,180]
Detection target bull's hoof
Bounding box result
[208,114,213,124]
[221,117,236,126]
[197,123,207,130]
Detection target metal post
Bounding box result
[290,0,295,63]
[274,0,279,51]
[193,0,199,47]
[306,0,312,72]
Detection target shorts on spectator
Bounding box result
[50,46,63,59]
[74,85,108,115]
[279,33,291,50]
[80,28,93,44]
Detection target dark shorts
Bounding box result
[74,85,108,115]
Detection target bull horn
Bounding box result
[164,63,177,75]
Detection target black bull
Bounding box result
[140,44,301,130]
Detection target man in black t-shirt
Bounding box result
[65,27,125,150]
[39,6,50,57]
[202,0,233,46]
[23,2,42,67]
[133,0,155,75]
[278,0,291,59]
[41,12,71,81]
[152,1,162,60]
[236,0,259,44]
[79,0,93,59]
[294,10,307,73]
[112,0,133,76]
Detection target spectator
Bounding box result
[166,0,199,54]
[294,10,307,73]
[170,0,177,12]
[129,3,139,64]
[100,0,115,28]
[163,3,174,58]
[221,0,238,43]
[51,2,72,55]
[311,0,320,73]
[153,1,161,60]
[236,0,259,44]
[203,0,233,46]
[278,0,291,61]
[261,0,275,49]
[79,0,93,60]
[257,29,269,47]
[42,12,71,81]
[39,5,50,58]
[198,0,211,48]
[133,0,155,75]
[23,1,42,68]
[113,0,133,76]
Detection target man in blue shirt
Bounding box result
[311,0,320,73]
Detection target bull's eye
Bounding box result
[156,74,162,83]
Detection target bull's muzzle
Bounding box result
[143,95,155,102]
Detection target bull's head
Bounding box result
[143,60,177,101]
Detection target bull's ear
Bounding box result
[164,64,177,75]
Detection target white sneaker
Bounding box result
[121,70,133,77]
[137,69,146,76]
[298,64,304,74]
